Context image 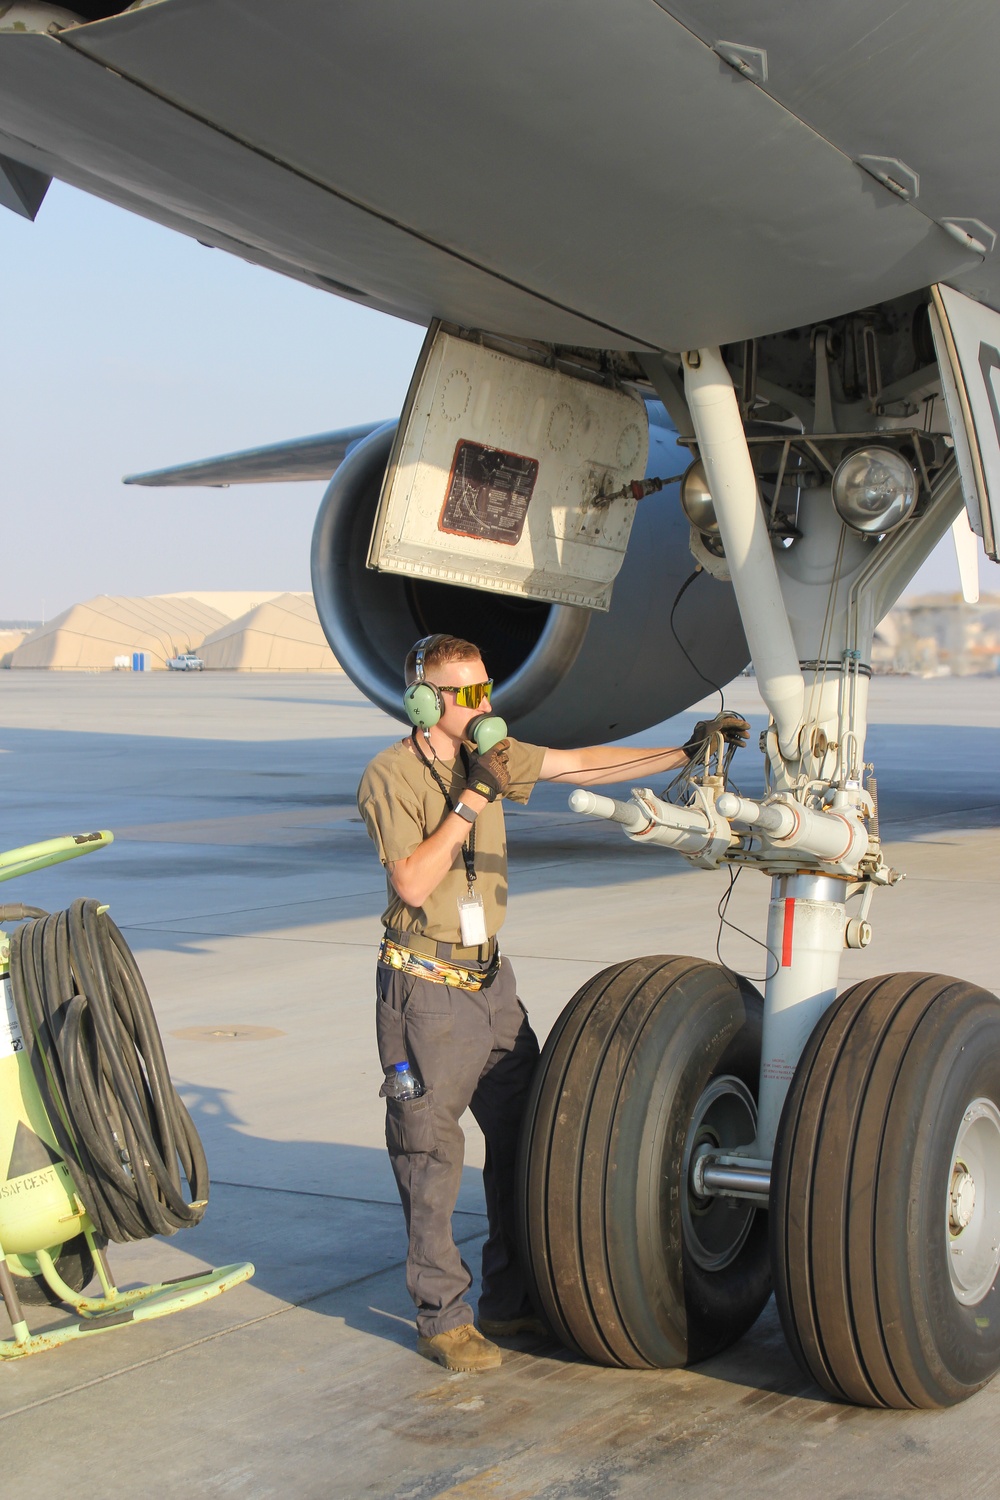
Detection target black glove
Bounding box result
[464,739,511,802]
[682,712,750,760]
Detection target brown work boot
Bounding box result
[478,1314,549,1338]
[417,1323,502,1372]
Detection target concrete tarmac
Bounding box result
[0,670,998,1499]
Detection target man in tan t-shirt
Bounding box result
[357,633,748,1372]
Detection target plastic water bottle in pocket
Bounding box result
[380,1061,425,1100]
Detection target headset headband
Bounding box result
[410,633,445,686]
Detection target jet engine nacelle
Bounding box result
[311,421,748,748]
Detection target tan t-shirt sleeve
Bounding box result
[357,762,427,867]
[501,739,546,805]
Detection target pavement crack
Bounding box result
[208,1178,489,1220]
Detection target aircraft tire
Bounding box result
[517,955,770,1368]
[771,972,1000,1408]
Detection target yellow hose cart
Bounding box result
[0,832,253,1357]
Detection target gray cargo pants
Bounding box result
[375,956,540,1338]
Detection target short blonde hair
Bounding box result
[404,634,483,683]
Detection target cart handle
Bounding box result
[0,831,114,885]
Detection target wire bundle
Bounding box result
[8,898,209,1242]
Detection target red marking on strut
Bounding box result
[781,898,795,967]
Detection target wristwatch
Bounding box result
[453,800,478,823]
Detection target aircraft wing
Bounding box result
[0,1,996,349]
[123,402,675,490]
[123,422,386,488]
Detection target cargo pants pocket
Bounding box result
[385,1088,437,1156]
[376,993,406,1072]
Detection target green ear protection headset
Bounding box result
[402,635,447,729]
[402,635,508,751]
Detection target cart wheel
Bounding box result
[518,956,770,1367]
[12,1233,98,1306]
[771,972,1000,1408]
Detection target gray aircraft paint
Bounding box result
[0,0,991,348]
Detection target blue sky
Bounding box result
[1,183,423,621]
[0,182,990,622]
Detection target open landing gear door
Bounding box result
[929,285,1000,561]
[367,325,649,611]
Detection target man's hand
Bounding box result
[682,712,751,760]
[464,739,511,802]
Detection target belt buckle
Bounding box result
[380,937,405,971]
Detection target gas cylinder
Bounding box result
[0,970,87,1258]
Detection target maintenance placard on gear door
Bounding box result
[367,329,649,610]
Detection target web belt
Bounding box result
[378,935,500,992]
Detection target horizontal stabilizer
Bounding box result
[123,421,388,488]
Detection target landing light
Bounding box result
[831,447,916,534]
[680,459,719,534]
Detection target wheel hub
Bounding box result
[681,1076,757,1272]
[949,1162,976,1233]
[947,1098,1000,1306]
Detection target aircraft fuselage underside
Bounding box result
[2,0,1000,349]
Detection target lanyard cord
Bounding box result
[411,730,477,887]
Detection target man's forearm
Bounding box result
[387,790,488,907]
[540,744,688,786]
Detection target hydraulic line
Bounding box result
[7,899,209,1243]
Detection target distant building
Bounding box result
[199,593,341,671]
[8,591,342,672]
[0,629,29,667]
[873,595,1000,676]
[10,595,230,670]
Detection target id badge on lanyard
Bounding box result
[458,887,488,947]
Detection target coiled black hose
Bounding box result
[8,898,209,1243]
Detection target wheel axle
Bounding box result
[695,1156,771,1204]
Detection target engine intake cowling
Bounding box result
[310,422,748,748]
